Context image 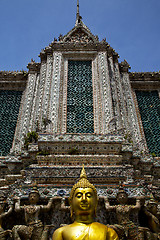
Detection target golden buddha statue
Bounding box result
[52,166,119,240]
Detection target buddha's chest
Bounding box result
[63,225,106,240]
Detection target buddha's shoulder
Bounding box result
[91,222,108,229]
[91,222,119,239]
[52,223,81,239]
[53,223,75,234]
[91,222,111,230]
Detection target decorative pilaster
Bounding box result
[98,52,114,134]
[121,69,142,148]
[114,60,128,132]
[41,54,53,120]
[48,52,62,133]
[35,59,47,131]
[132,89,148,152]
[92,56,103,134]
[108,55,122,131]
[12,62,40,153]
[28,74,40,132]
[60,58,68,133]
[21,73,38,133]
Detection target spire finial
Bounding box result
[76,0,82,25]
[76,0,80,20]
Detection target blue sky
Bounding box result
[0,0,160,72]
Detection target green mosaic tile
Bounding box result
[136,91,160,156]
[0,90,22,156]
[67,61,94,133]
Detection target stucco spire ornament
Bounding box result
[75,0,82,26]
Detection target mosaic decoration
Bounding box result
[67,60,94,133]
[0,90,22,155]
[136,90,160,156]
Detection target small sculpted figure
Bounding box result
[12,187,54,240]
[145,197,160,239]
[138,196,148,228]
[104,187,141,240]
[138,196,152,239]
[60,197,70,212]
[0,199,13,240]
[52,166,119,240]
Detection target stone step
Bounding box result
[37,154,123,166]
[26,165,134,186]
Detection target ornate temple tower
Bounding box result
[12,2,144,153]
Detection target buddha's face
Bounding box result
[72,188,97,216]
[29,193,39,204]
[117,193,128,204]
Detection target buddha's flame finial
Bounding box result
[80,164,87,179]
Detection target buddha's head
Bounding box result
[29,187,40,204]
[69,166,98,219]
[117,187,128,204]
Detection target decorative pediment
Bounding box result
[62,25,99,44]
[59,0,99,44]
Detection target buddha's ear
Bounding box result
[94,198,98,217]
[69,198,74,220]
[70,205,75,221]
[70,205,73,218]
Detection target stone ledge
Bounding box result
[38,133,124,143]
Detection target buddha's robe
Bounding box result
[52,222,119,240]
